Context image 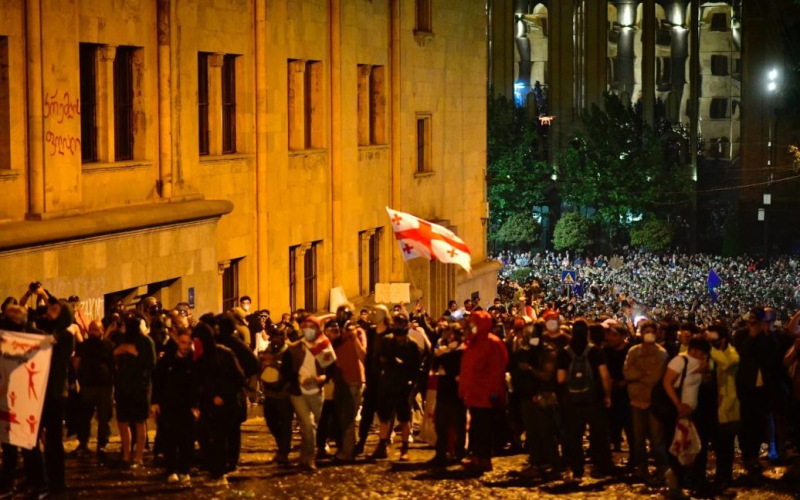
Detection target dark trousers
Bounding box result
[740,390,770,466]
[263,396,294,457]
[206,410,238,478]
[520,399,560,468]
[713,422,739,482]
[76,385,113,449]
[0,444,44,492]
[41,397,66,491]
[161,409,195,475]
[434,399,466,459]
[562,400,613,476]
[468,407,497,460]
[358,383,378,446]
[228,420,242,471]
[608,393,635,463]
[317,399,340,451]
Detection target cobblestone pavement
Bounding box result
[53,417,799,499]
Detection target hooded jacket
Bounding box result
[37,300,76,400]
[458,311,508,408]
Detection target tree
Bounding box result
[492,213,540,252]
[630,219,675,252]
[556,93,691,241]
[486,94,552,239]
[553,212,593,253]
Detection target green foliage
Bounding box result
[507,267,534,284]
[486,94,552,234]
[493,213,541,252]
[630,219,675,252]
[553,212,593,253]
[556,93,691,238]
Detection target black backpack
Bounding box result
[565,345,595,403]
[650,355,689,423]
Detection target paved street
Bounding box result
[58,417,798,499]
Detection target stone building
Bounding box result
[490,0,800,254]
[0,0,496,318]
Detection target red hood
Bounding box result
[468,310,493,340]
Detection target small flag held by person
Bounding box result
[386,207,472,273]
[708,269,722,303]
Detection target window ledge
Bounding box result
[414,171,436,179]
[358,144,389,151]
[0,169,21,181]
[82,160,154,174]
[413,30,435,46]
[289,148,327,158]
[199,153,255,164]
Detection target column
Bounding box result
[585,0,608,110]
[156,0,173,198]
[96,45,117,163]
[255,0,269,306]
[25,0,44,217]
[642,0,656,125]
[615,0,638,100]
[207,53,224,155]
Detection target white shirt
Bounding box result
[668,355,702,409]
[299,347,320,396]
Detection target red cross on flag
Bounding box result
[386,207,472,273]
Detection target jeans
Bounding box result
[520,398,560,468]
[263,396,294,458]
[631,406,667,472]
[468,407,497,460]
[76,385,113,449]
[434,399,467,459]
[335,383,364,460]
[161,409,195,475]
[562,400,613,476]
[291,393,323,463]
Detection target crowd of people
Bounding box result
[0,249,799,498]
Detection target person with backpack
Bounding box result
[556,319,614,482]
[260,325,293,464]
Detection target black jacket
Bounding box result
[153,351,200,414]
[217,333,260,379]
[199,345,246,418]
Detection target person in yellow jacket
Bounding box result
[706,323,740,490]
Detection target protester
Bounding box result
[429,323,467,466]
[260,325,293,464]
[73,319,115,458]
[332,316,366,462]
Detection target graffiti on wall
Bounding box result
[43,89,81,157]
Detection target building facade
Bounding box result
[0,0,497,318]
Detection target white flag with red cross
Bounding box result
[386,207,472,273]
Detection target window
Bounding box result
[198,53,210,155]
[709,98,729,119]
[221,259,240,312]
[710,55,728,76]
[359,228,383,295]
[289,246,298,312]
[416,0,432,33]
[0,37,10,169]
[416,114,431,173]
[709,12,728,32]
[80,44,98,163]
[288,60,324,150]
[221,54,237,154]
[357,65,386,146]
[303,243,319,312]
[113,46,135,161]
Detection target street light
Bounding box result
[763,68,779,262]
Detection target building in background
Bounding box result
[0,0,496,318]
[489,0,800,254]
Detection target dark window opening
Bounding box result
[80,44,98,163]
[113,46,135,161]
[289,246,298,312]
[710,98,728,119]
[222,260,240,312]
[198,53,210,155]
[304,243,318,312]
[416,0,432,33]
[368,229,381,295]
[710,12,728,32]
[222,54,237,154]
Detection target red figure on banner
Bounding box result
[9,391,15,408]
[25,363,39,400]
[26,414,36,434]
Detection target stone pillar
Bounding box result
[287,60,307,151]
[490,0,515,99]
[25,0,44,217]
[688,0,700,252]
[96,46,117,163]
[666,0,688,113]
[390,0,403,281]
[615,0,638,99]
[642,0,656,124]
[295,243,312,310]
[514,0,532,100]
[330,0,342,287]
[208,53,224,155]
[255,0,269,306]
[156,0,173,198]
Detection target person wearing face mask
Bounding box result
[259,326,293,464]
[428,324,467,466]
[356,305,388,456]
[371,315,421,461]
[459,310,509,474]
[623,321,668,483]
[705,323,740,490]
[541,310,570,350]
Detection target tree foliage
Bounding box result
[492,213,541,252]
[553,212,593,253]
[630,219,675,252]
[487,94,552,235]
[556,93,691,237]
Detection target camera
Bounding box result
[28,281,42,293]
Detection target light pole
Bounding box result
[761,68,779,263]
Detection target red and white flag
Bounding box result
[386,207,472,273]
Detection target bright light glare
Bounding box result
[768,81,777,92]
[768,69,778,81]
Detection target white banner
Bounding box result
[0,330,53,450]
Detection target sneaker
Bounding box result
[179,474,191,484]
[207,476,228,487]
[426,455,449,467]
[370,444,388,460]
[398,449,410,462]
[167,473,179,484]
[354,442,365,456]
[520,466,542,480]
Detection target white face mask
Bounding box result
[643,333,656,344]
[302,328,317,341]
[470,325,478,334]
[448,341,459,349]
[529,337,540,347]
[242,304,251,312]
[545,320,559,333]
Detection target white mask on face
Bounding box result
[470,325,478,334]
[545,320,559,333]
[448,341,459,349]
[242,304,251,312]
[643,333,656,344]
[302,328,317,341]
[529,337,540,347]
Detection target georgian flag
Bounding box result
[307,334,337,368]
[386,207,472,273]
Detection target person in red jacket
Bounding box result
[459,310,509,473]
